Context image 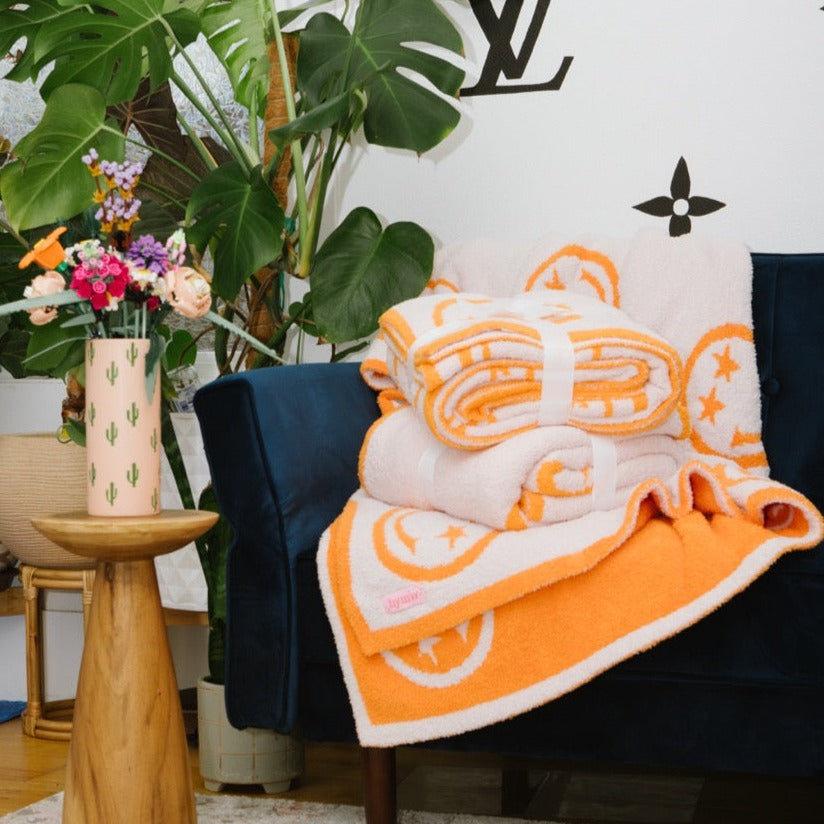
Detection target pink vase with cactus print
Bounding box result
[85,339,161,516]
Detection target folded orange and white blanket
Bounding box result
[423,229,766,472]
[360,404,685,530]
[362,291,687,450]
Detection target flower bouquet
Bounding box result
[4,152,280,395]
[1,154,280,515]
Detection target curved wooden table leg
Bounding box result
[31,510,218,824]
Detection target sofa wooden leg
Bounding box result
[362,746,397,824]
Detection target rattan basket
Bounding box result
[0,433,93,568]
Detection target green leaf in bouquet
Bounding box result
[0,326,30,378]
[163,329,198,370]
[0,84,125,232]
[24,321,85,376]
[185,161,285,301]
[310,207,433,343]
[128,199,184,247]
[0,233,31,304]
[298,0,465,153]
[58,311,97,329]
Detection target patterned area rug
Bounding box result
[0,793,561,823]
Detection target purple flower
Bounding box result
[126,234,170,276]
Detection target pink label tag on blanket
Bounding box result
[382,585,426,614]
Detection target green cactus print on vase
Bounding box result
[85,339,161,516]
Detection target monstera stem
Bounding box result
[270,1,309,268]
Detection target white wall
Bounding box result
[332,1,824,253]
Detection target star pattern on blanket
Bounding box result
[699,386,725,425]
[712,344,740,382]
[684,324,767,469]
[439,525,466,549]
[633,157,726,236]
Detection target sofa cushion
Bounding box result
[751,253,824,556]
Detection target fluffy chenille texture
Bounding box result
[364,291,687,449]
[319,231,823,747]
[359,404,685,530]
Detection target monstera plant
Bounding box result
[0,0,465,368]
[0,0,465,685]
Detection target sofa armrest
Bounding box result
[194,362,379,731]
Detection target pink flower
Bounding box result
[90,290,111,311]
[69,253,131,311]
[165,266,211,319]
[23,270,66,326]
[72,278,92,299]
[108,275,128,299]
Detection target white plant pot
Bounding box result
[197,677,304,793]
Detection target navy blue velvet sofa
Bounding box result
[194,253,824,823]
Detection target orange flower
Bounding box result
[18,227,68,271]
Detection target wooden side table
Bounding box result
[31,510,218,824]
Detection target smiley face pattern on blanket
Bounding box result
[318,229,824,747]
[428,229,767,471]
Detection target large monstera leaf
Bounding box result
[200,0,274,114]
[29,0,201,105]
[0,85,125,232]
[0,0,78,83]
[185,161,285,301]
[310,207,433,343]
[299,0,465,153]
[201,0,334,114]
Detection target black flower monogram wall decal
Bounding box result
[633,157,726,237]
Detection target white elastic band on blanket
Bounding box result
[590,434,619,512]
[537,323,575,426]
[417,439,448,508]
[404,297,576,427]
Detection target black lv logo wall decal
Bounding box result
[463,0,573,96]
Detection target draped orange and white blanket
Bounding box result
[317,230,824,747]
[319,465,822,746]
